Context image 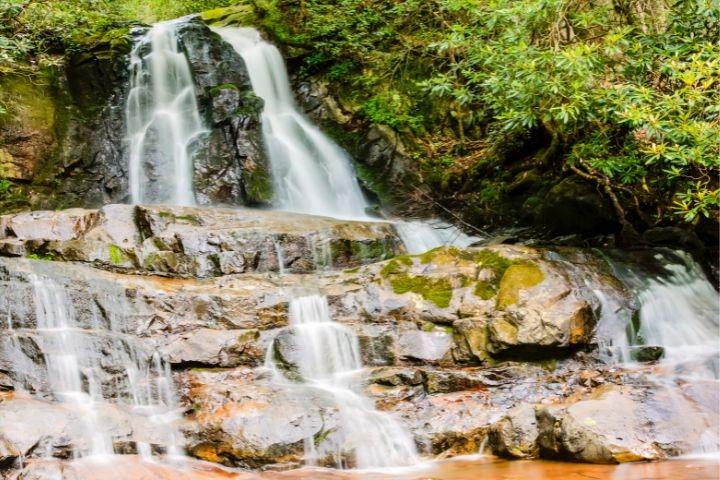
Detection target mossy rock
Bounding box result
[0,74,60,183]
[108,244,132,266]
[474,280,497,300]
[242,159,273,204]
[496,262,544,309]
[390,273,453,308]
[201,4,256,26]
[209,83,240,95]
[236,91,265,117]
[380,255,413,276]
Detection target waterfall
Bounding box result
[126,20,205,206]
[213,27,369,219]
[603,250,719,377]
[31,273,114,457]
[2,260,184,459]
[267,294,418,468]
[394,219,480,255]
[214,26,482,252]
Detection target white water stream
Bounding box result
[213,27,369,219]
[267,294,418,468]
[3,261,184,460]
[605,250,719,377]
[213,26,481,252]
[126,20,205,206]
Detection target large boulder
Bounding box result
[489,403,540,459]
[181,368,334,468]
[173,17,270,207]
[536,385,720,463]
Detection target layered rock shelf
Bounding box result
[0,205,401,276]
[1,205,716,473]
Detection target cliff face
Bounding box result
[0,17,270,213]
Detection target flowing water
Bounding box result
[30,273,114,457]
[213,27,369,219]
[213,26,480,252]
[266,294,418,468]
[126,20,205,205]
[393,219,481,255]
[0,259,184,461]
[593,250,720,456]
[3,16,718,479]
[600,250,719,377]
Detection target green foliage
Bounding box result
[0,0,236,67]
[0,0,716,230]
[266,0,719,226]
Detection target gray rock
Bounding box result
[0,205,403,277]
[181,368,335,468]
[489,403,539,458]
[397,327,453,364]
[536,385,719,463]
[161,328,262,368]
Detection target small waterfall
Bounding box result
[267,294,418,468]
[213,27,369,219]
[32,274,113,457]
[126,20,205,206]
[603,250,719,376]
[1,260,184,459]
[394,219,481,255]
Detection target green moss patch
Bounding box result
[108,244,131,266]
[496,262,544,309]
[390,274,453,308]
[474,250,512,277]
[201,4,255,26]
[380,254,412,276]
[474,280,497,300]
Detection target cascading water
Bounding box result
[214,26,480,252]
[126,20,205,206]
[602,250,719,376]
[31,273,113,457]
[213,27,369,219]
[0,259,184,460]
[266,294,418,468]
[394,219,481,255]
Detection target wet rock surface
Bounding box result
[0,17,269,213]
[0,209,717,473]
[0,205,402,277]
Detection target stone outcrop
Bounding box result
[0,205,402,276]
[0,206,716,472]
[537,384,719,463]
[0,17,269,213]
[174,18,270,207]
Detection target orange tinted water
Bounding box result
[40,455,719,480]
[262,456,719,480]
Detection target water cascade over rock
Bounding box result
[267,294,418,468]
[603,250,719,371]
[0,259,185,462]
[213,27,369,219]
[213,27,480,252]
[0,13,718,480]
[126,20,206,206]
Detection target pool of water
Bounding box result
[25,454,719,480]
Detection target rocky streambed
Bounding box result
[0,205,718,477]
